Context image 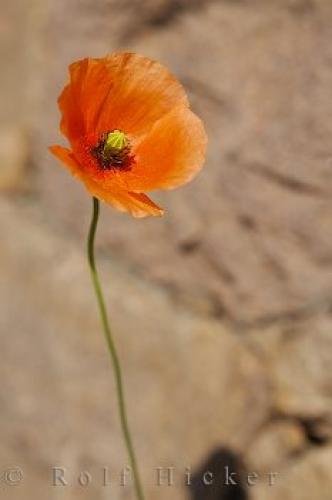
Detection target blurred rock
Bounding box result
[0,127,29,191]
[0,198,269,500]
[36,0,332,323]
[245,421,306,474]
[248,317,332,421]
[253,446,332,500]
[1,1,332,499]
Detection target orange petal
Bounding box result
[49,144,83,178]
[49,145,163,217]
[123,106,207,192]
[58,53,189,143]
[84,178,164,218]
[58,59,112,143]
[96,53,189,137]
[104,191,164,218]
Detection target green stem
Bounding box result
[87,196,146,500]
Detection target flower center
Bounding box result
[91,130,132,170]
[104,130,127,152]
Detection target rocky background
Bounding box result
[1,0,332,499]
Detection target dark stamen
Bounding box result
[91,131,133,171]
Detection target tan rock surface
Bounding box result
[0,198,268,499]
[38,0,332,323]
[254,446,332,500]
[248,317,332,423]
[1,1,332,499]
[245,421,306,474]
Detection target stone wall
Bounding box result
[1,1,332,499]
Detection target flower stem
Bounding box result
[87,196,146,500]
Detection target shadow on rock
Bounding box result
[188,447,248,500]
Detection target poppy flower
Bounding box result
[49,53,207,217]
